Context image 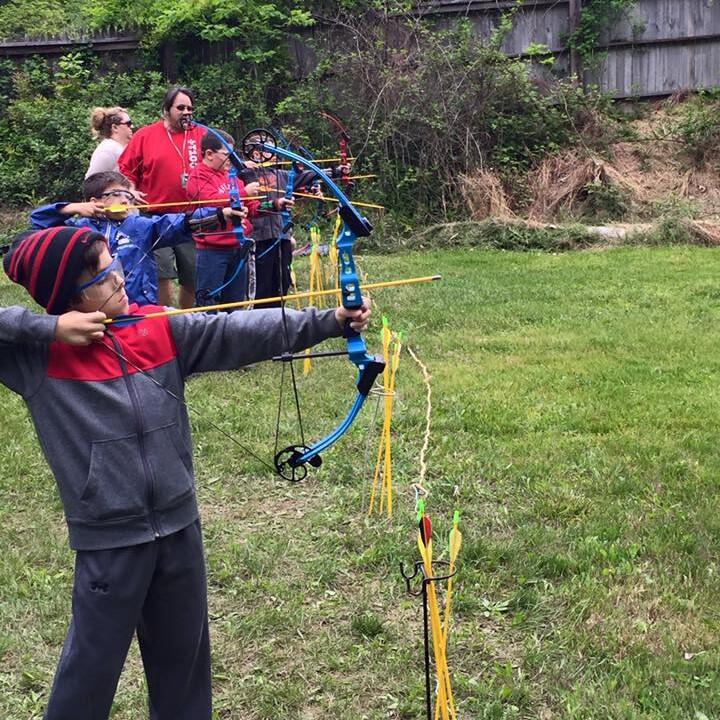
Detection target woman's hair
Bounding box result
[161,86,195,113]
[90,106,127,139]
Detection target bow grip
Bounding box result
[356,355,386,396]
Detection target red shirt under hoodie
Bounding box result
[186,163,260,250]
[118,121,205,211]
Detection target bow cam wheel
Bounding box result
[241,128,277,163]
[274,445,309,482]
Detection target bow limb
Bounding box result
[320,111,354,193]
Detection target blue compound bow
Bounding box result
[240,129,385,482]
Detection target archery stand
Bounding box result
[400,559,458,720]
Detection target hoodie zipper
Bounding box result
[106,331,161,539]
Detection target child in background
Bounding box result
[1,226,370,719]
[30,171,241,306]
[186,130,260,305]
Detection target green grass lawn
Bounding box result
[1,245,720,719]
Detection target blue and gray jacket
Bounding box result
[0,304,342,550]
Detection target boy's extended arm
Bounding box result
[148,207,228,250]
[147,212,193,250]
[169,307,344,377]
[0,307,57,396]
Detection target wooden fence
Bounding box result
[2,1,719,98]
[422,0,720,98]
[0,29,139,56]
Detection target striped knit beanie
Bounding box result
[3,227,107,314]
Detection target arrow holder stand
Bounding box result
[400,559,457,720]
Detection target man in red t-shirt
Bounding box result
[119,86,203,309]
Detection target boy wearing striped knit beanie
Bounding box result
[1,227,370,719]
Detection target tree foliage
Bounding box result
[0,0,627,223]
[0,0,89,40]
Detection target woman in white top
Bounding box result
[85,106,133,177]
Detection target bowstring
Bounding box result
[271,136,306,453]
[100,330,276,473]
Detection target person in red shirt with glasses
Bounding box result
[119,87,204,310]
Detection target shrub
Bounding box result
[667,90,720,167]
[0,58,170,204]
[275,7,629,224]
[583,178,630,221]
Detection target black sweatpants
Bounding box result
[254,237,293,306]
[44,520,211,720]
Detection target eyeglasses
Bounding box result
[116,120,133,127]
[174,104,194,112]
[99,189,135,202]
[77,255,125,293]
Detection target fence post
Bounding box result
[568,0,582,86]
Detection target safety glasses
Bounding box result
[77,255,125,293]
[99,189,136,202]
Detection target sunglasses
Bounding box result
[77,255,125,293]
[174,104,194,112]
[116,120,133,127]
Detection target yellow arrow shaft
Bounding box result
[259,187,384,210]
[105,196,267,213]
[106,274,442,325]
[258,156,356,167]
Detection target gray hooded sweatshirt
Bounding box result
[0,304,342,550]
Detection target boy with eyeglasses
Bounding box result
[29,171,243,307]
[1,226,371,719]
[187,129,299,306]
